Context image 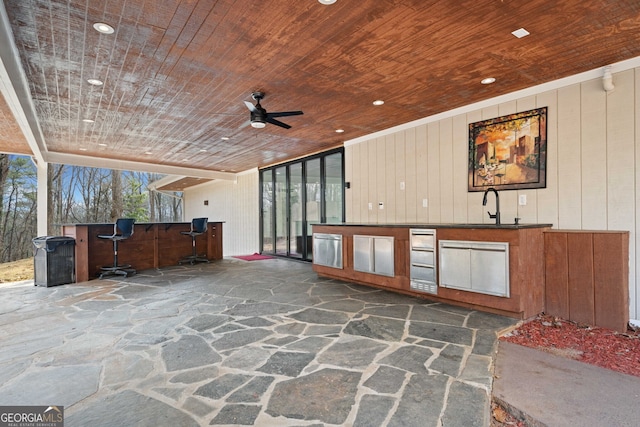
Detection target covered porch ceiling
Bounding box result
[1,1,639,190]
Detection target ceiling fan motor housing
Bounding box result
[250,108,267,126]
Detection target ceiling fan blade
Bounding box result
[268,111,303,118]
[244,100,257,112]
[265,117,292,129]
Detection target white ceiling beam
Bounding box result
[0,2,46,165]
[45,151,237,180]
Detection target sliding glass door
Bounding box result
[260,148,344,261]
[261,169,274,252]
[289,163,303,258]
[304,158,321,261]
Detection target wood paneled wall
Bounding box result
[345,67,639,323]
[544,231,629,332]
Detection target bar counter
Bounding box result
[62,221,224,282]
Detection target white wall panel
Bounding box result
[439,118,454,222]
[394,133,406,222]
[452,114,468,223]
[360,141,370,221]
[427,122,440,222]
[405,128,417,222]
[557,84,582,229]
[368,140,377,222]
[606,70,635,231]
[184,170,259,257]
[385,134,397,222]
[416,125,428,222]
[376,137,386,223]
[581,79,608,229]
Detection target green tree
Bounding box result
[123,172,149,221]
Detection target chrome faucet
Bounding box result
[482,187,500,225]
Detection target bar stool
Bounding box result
[97,218,136,279]
[179,217,210,265]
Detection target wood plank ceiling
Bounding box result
[1,0,640,179]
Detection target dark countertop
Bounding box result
[312,223,552,229]
[64,221,225,226]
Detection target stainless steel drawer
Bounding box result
[411,249,434,266]
[411,233,434,249]
[410,265,435,282]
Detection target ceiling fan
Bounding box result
[243,92,303,129]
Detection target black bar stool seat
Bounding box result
[97,218,136,279]
[179,217,210,265]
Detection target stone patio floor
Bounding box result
[0,257,517,426]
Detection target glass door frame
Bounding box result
[259,147,345,260]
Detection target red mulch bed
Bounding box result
[499,314,640,377]
[491,314,640,427]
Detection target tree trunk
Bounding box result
[110,170,123,221]
[0,154,9,256]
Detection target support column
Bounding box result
[36,160,47,236]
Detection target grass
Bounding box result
[0,257,34,283]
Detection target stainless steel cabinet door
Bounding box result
[373,236,394,276]
[353,235,394,276]
[353,235,374,273]
[439,243,471,290]
[312,233,343,269]
[470,242,509,297]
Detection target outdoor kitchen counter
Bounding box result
[62,222,224,282]
[312,223,552,319]
[312,222,552,229]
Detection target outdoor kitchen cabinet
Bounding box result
[311,223,550,319]
[439,240,509,297]
[312,233,343,269]
[353,235,394,276]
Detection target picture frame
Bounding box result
[468,107,547,192]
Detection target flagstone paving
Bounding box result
[0,258,517,426]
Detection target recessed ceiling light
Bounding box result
[372,100,384,106]
[318,0,337,4]
[199,149,207,152]
[82,118,94,123]
[87,78,103,86]
[79,147,87,151]
[481,77,496,85]
[335,129,344,133]
[511,28,530,39]
[221,137,230,140]
[93,23,114,34]
[145,151,152,155]
[98,143,107,147]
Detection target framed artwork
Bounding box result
[468,107,547,192]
